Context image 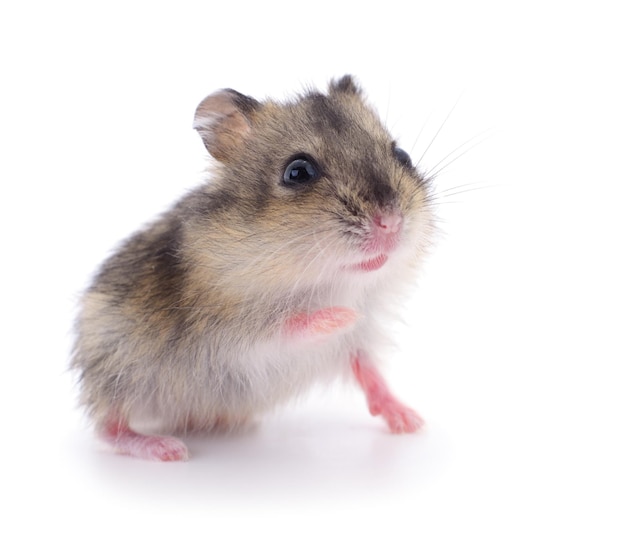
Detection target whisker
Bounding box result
[424,128,494,179]
[421,183,494,213]
[416,92,464,169]
[430,182,493,198]
[289,233,344,307]
[410,110,433,155]
[235,225,338,311]
[168,224,343,315]
[426,133,494,180]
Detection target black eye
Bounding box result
[393,146,413,168]
[282,156,320,186]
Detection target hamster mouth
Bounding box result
[348,253,389,272]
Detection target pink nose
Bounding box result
[373,213,403,234]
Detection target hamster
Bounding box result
[71,75,435,461]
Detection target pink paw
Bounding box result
[284,307,358,339]
[351,353,424,434]
[123,435,189,462]
[374,399,425,434]
[100,419,189,461]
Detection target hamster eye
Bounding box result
[393,146,413,168]
[282,156,320,186]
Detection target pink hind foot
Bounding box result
[284,307,358,340]
[351,352,424,433]
[99,417,189,462]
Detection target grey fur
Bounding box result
[71,75,435,436]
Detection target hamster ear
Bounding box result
[193,89,260,162]
[329,75,362,96]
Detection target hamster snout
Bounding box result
[341,212,404,273]
[367,212,404,252]
[374,212,403,234]
[71,75,435,461]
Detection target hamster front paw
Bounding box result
[283,307,358,340]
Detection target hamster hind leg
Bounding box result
[350,352,424,433]
[98,414,189,462]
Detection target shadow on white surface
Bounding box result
[67,394,449,504]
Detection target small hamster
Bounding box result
[71,75,435,461]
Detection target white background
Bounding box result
[2,1,625,536]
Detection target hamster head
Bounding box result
[191,75,434,295]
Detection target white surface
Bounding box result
[2,1,625,536]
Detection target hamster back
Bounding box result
[71,75,435,461]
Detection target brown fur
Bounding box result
[71,75,434,435]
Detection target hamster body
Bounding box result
[72,76,435,461]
